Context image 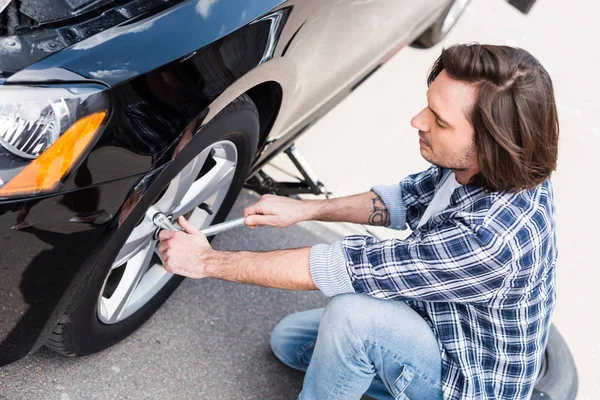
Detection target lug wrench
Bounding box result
[153,212,247,238]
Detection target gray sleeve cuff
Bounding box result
[371,184,407,230]
[309,242,355,297]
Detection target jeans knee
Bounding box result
[320,294,376,338]
[270,309,322,370]
[270,315,294,362]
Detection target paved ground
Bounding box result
[1,0,597,399]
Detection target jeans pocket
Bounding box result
[393,364,415,400]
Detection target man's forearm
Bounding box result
[305,191,390,227]
[206,247,317,291]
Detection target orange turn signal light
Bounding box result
[0,111,107,197]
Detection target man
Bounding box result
[158,43,559,400]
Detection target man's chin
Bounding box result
[420,148,435,164]
[419,153,449,170]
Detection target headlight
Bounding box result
[0,98,70,159]
[0,85,109,199]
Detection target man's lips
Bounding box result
[418,131,430,148]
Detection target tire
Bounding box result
[531,324,578,400]
[45,95,259,356]
[414,0,470,48]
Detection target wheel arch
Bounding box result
[191,56,297,169]
[245,81,283,157]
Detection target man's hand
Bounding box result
[243,194,312,229]
[158,216,213,279]
[158,214,316,290]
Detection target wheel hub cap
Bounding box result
[97,140,238,324]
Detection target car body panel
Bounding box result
[7,0,287,86]
[0,0,449,366]
[0,175,145,365]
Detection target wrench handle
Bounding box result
[154,213,246,236]
[201,217,247,236]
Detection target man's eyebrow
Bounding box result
[426,89,452,127]
[428,105,452,127]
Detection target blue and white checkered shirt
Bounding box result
[309,165,557,400]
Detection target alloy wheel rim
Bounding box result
[97,140,238,324]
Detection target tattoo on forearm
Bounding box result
[368,197,390,226]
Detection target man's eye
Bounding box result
[435,119,444,128]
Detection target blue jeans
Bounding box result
[270,294,443,399]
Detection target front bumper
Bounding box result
[0,174,141,366]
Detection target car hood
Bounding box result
[0,0,179,78]
[20,0,116,23]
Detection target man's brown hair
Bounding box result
[427,43,559,192]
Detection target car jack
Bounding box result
[245,144,334,198]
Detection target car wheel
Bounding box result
[413,0,470,48]
[531,324,578,400]
[45,94,259,356]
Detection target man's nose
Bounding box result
[411,108,429,132]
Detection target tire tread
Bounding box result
[46,320,76,356]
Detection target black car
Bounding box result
[0,0,577,398]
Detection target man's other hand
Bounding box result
[243,194,311,229]
[158,216,213,279]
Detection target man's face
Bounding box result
[411,70,479,174]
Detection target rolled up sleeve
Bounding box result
[309,242,355,297]
[371,165,443,231]
[371,184,407,230]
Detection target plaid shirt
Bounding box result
[310,165,557,400]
